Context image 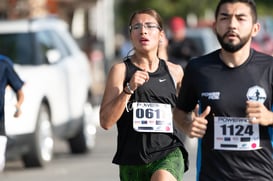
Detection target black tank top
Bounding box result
[112,58,188,171]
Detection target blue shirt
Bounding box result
[0,55,24,135]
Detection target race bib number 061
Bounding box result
[214,116,260,151]
[132,102,173,133]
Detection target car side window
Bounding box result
[36,31,58,64]
[49,30,71,57]
[0,33,34,65]
[36,30,71,64]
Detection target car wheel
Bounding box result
[22,103,54,167]
[68,97,96,153]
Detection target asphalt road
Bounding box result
[0,106,197,181]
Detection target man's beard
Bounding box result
[216,31,251,53]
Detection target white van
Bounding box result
[0,17,97,168]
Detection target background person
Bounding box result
[100,8,188,181]
[0,55,24,172]
[166,16,202,68]
[173,0,273,180]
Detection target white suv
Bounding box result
[0,17,97,168]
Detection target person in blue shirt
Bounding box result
[0,55,24,172]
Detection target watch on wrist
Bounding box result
[126,82,134,94]
[123,88,132,94]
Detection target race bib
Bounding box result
[214,116,260,151]
[132,102,173,133]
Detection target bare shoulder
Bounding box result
[108,61,126,77]
[104,61,127,90]
[165,61,183,81]
[101,61,127,106]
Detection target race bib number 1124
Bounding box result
[214,116,260,151]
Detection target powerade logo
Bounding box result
[201,92,220,100]
[246,86,266,103]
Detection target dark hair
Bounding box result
[128,8,163,32]
[215,0,257,23]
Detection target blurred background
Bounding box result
[0,0,272,92]
[0,0,272,180]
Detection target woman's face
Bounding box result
[130,13,163,54]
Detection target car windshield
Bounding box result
[0,33,34,65]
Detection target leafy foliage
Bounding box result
[115,0,273,32]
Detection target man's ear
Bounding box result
[252,22,261,38]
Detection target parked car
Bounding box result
[0,17,97,168]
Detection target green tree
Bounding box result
[115,0,273,32]
[115,0,217,31]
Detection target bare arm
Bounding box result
[14,88,24,117]
[100,62,149,130]
[99,63,131,130]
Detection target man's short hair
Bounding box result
[214,0,257,23]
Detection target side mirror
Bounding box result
[46,49,61,64]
